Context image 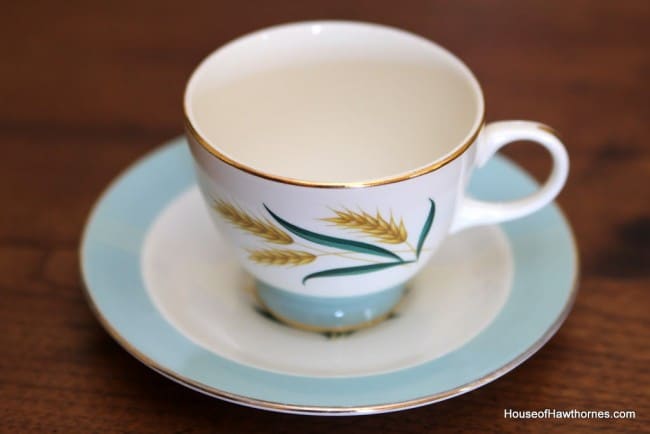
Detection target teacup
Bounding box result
[183,21,568,332]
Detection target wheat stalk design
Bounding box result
[248,249,317,266]
[214,200,293,245]
[322,209,408,244]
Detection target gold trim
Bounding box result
[535,123,562,139]
[182,21,487,188]
[79,210,579,415]
[183,115,485,189]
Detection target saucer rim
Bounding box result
[82,276,578,415]
[80,138,579,416]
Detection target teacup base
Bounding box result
[254,281,407,333]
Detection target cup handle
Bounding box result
[449,120,569,234]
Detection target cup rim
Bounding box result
[183,20,486,189]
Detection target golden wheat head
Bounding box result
[213,200,292,245]
[248,249,316,266]
[323,208,407,244]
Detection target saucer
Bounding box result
[80,137,578,415]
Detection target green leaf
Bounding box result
[302,261,413,284]
[416,199,436,258]
[264,205,404,262]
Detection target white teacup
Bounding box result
[184,21,568,332]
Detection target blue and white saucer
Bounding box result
[80,137,578,415]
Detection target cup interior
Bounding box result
[185,21,484,184]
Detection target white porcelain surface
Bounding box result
[183,21,569,305]
[185,22,482,181]
[142,187,513,377]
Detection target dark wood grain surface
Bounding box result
[1,1,648,432]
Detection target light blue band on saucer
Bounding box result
[81,138,578,413]
[255,281,406,331]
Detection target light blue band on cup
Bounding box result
[255,280,407,332]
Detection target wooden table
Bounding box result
[1,1,647,432]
